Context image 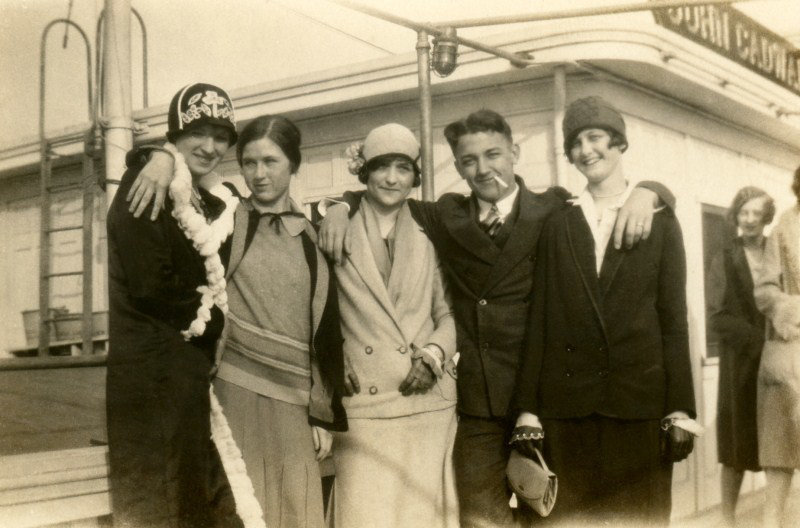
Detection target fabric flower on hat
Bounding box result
[345,141,366,176]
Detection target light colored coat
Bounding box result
[753,205,800,468]
[336,201,457,419]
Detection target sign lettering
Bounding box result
[653,4,800,96]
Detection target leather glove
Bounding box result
[398,357,436,396]
[509,426,544,459]
[661,418,694,462]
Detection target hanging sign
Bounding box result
[652,3,800,97]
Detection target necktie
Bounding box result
[259,211,306,233]
[481,204,502,238]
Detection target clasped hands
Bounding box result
[343,353,436,397]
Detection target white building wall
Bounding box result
[0,170,108,355]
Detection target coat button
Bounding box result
[565,369,573,377]
[398,346,407,354]
[598,370,609,378]
[369,386,378,395]
[478,299,487,306]
[566,345,575,353]
[365,346,373,355]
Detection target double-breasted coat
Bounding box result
[514,205,696,421]
[335,200,457,417]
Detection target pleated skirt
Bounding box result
[215,378,326,528]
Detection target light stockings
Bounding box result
[764,467,794,528]
[720,465,745,527]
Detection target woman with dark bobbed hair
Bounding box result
[331,123,458,527]
[708,186,774,527]
[754,168,800,527]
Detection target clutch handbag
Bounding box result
[506,447,558,517]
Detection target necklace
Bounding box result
[589,188,627,199]
[165,143,239,340]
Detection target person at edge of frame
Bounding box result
[707,187,774,527]
[513,96,700,526]
[752,165,800,528]
[106,82,245,528]
[315,107,676,527]
[120,114,348,528]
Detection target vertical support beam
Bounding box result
[102,0,133,208]
[416,31,435,201]
[552,65,569,190]
[38,145,51,357]
[81,130,95,355]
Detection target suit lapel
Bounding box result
[598,237,625,297]
[441,196,501,265]
[481,186,547,294]
[730,241,755,304]
[566,207,605,324]
[225,204,251,280]
[346,209,403,328]
[386,203,425,319]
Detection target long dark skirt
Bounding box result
[106,342,242,528]
[541,415,673,527]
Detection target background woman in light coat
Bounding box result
[331,123,458,527]
[708,186,774,526]
[754,166,800,528]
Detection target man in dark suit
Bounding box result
[513,97,699,526]
[320,109,675,527]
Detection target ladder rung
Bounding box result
[46,183,83,193]
[46,225,83,233]
[45,271,84,278]
[44,314,83,322]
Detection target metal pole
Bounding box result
[81,130,95,355]
[331,0,531,67]
[435,0,750,28]
[416,31,435,201]
[102,0,132,208]
[552,65,568,189]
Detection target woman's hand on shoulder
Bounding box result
[126,151,175,220]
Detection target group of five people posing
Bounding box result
[108,81,697,528]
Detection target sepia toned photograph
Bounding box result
[0,1,799,527]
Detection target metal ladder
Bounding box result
[36,10,149,357]
[37,19,95,356]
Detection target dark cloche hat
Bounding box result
[562,96,626,154]
[166,83,238,145]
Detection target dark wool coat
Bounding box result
[709,239,765,471]
[515,205,696,421]
[106,157,241,528]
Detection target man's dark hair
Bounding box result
[443,109,513,153]
[236,115,302,172]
